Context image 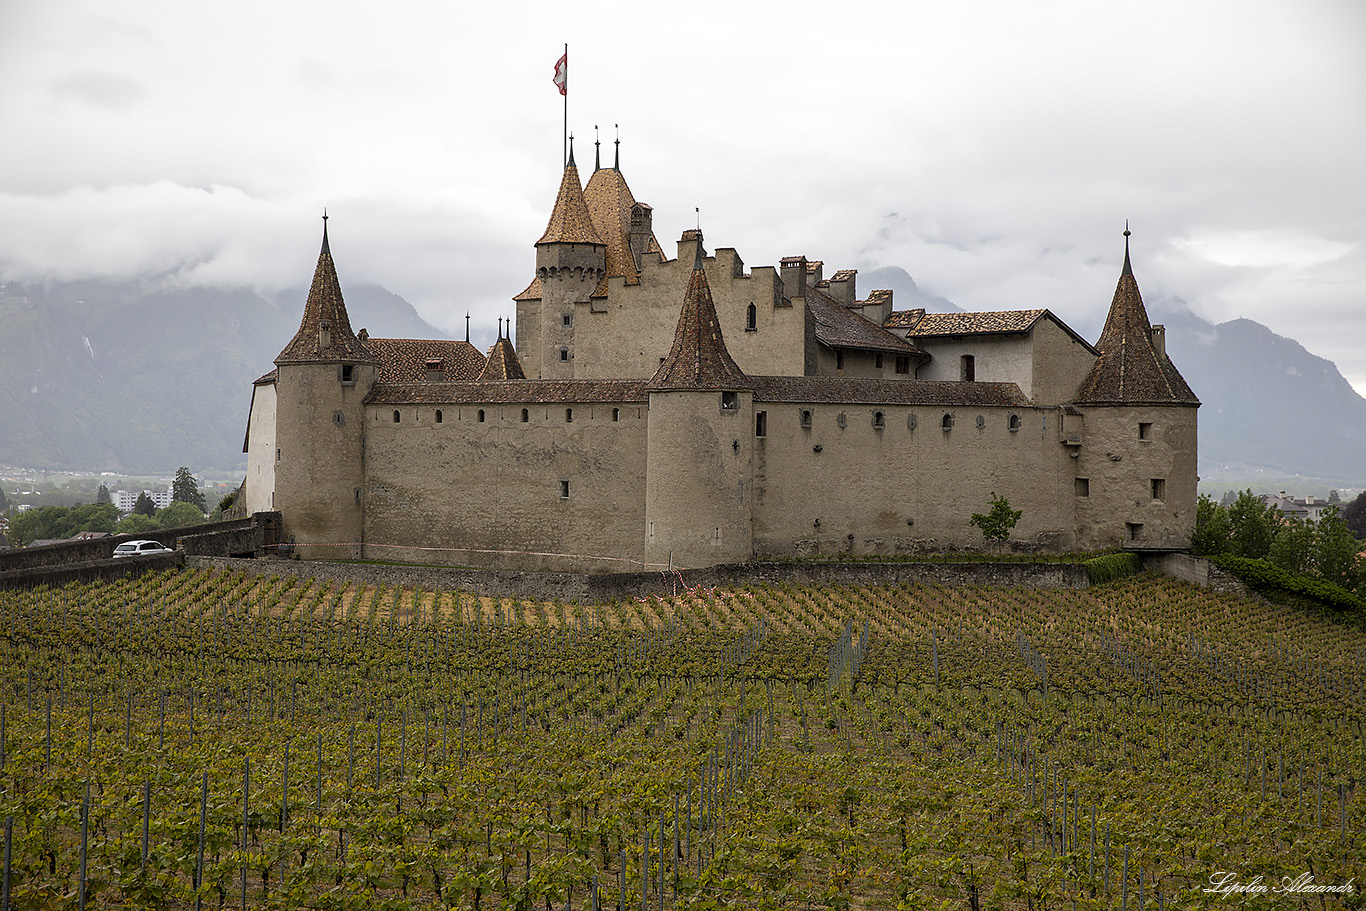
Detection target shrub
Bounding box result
[1210,554,1365,611]
[1084,552,1141,585]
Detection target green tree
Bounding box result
[1227,490,1277,559]
[156,501,205,529]
[1328,489,1340,504]
[0,484,9,513]
[1342,491,1366,540]
[172,467,206,511]
[96,484,112,505]
[1315,507,1364,593]
[116,513,162,536]
[132,492,157,517]
[1190,494,1232,556]
[969,493,1021,546]
[1267,516,1315,575]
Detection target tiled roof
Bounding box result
[649,255,749,390]
[861,289,893,309]
[275,222,379,366]
[583,167,661,288]
[750,376,1031,406]
[254,369,278,386]
[909,309,1047,336]
[366,338,487,382]
[883,308,925,330]
[1075,247,1199,406]
[830,269,857,282]
[536,158,604,246]
[477,336,526,381]
[364,380,649,405]
[514,276,543,301]
[807,287,926,356]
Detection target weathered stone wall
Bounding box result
[243,380,277,514]
[187,554,1090,602]
[1072,404,1198,550]
[0,517,262,573]
[915,333,1036,392]
[1029,319,1098,407]
[750,402,1077,558]
[363,400,650,573]
[1141,551,1255,597]
[0,552,182,590]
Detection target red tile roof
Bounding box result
[274,222,379,366]
[536,158,605,246]
[648,256,749,390]
[365,380,648,405]
[366,338,487,383]
[478,336,526,381]
[750,376,1031,406]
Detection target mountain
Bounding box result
[859,266,962,312]
[0,278,446,473]
[1150,302,1366,491]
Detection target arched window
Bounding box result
[872,410,886,429]
[1008,414,1021,432]
[565,408,573,423]
[800,409,812,429]
[392,410,400,423]
[521,408,529,423]
[746,303,757,331]
[941,413,954,430]
[612,408,620,422]
[477,409,485,423]
[435,409,443,424]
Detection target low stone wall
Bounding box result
[1141,552,1255,598]
[0,515,273,575]
[186,555,1090,601]
[0,552,183,590]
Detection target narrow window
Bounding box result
[941,413,954,430]
[961,355,975,382]
[875,353,884,369]
[746,303,757,331]
[1151,478,1166,501]
[836,411,847,429]
[565,408,573,423]
[354,487,361,503]
[1075,478,1090,497]
[559,348,570,362]
[521,408,529,423]
[333,411,345,426]
[612,407,620,422]
[836,351,845,372]
[720,392,738,412]
[1139,422,1153,440]
[975,415,985,429]
[340,364,355,384]
[1127,522,1144,541]
[872,410,885,429]
[435,409,443,424]
[392,410,400,423]
[755,411,767,437]
[562,313,572,327]
[276,448,281,463]
[895,356,910,375]
[477,409,485,423]
[559,480,570,499]
[800,409,812,428]
[907,413,918,430]
[1008,414,1021,432]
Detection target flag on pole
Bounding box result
[553,51,568,96]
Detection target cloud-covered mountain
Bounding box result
[0,279,446,473]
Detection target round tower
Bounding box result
[272,217,380,559]
[644,242,754,568]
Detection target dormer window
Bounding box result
[320,318,332,349]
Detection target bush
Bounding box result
[1084,552,1141,585]
[1210,554,1365,611]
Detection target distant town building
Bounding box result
[115,489,172,513]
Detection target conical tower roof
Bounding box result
[536,148,604,247]
[276,218,378,365]
[648,242,748,390]
[584,163,662,287]
[478,331,526,381]
[1075,231,1198,405]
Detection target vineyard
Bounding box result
[0,567,1363,909]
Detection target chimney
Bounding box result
[629,202,653,269]
[677,229,704,268]
[1150,324,1166,358]
[779,256,808,300]
[424,358,445,382]
[826,269,857,306]
[319,318,332,349]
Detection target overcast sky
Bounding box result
[1,0,1363,394]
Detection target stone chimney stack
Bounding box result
[779,256,808,300]
[1150,324,1166,358]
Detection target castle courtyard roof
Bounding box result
[364,380,649,405]
[749,376,1031,406]
[806,287,927,356]
[365,338,487,382]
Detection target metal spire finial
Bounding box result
[567,133,575,168]
[1122,220,1133,276]
[594,125,600,172]
[465,312,470,344]
[321,208,330,255]
[614,124,620,170]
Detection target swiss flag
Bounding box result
[553,52,567,96]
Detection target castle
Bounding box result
[242,143,1199,571]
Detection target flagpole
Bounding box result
[562,43,568,167]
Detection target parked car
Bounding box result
[112,540,173,558]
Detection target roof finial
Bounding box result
[465,311,470,344]
[321,208,330,255]
[567,133,575,168]
[614,124,620,170]
[497,316,503,340]
[1122,220,1133,277]
[594,125,600,172]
